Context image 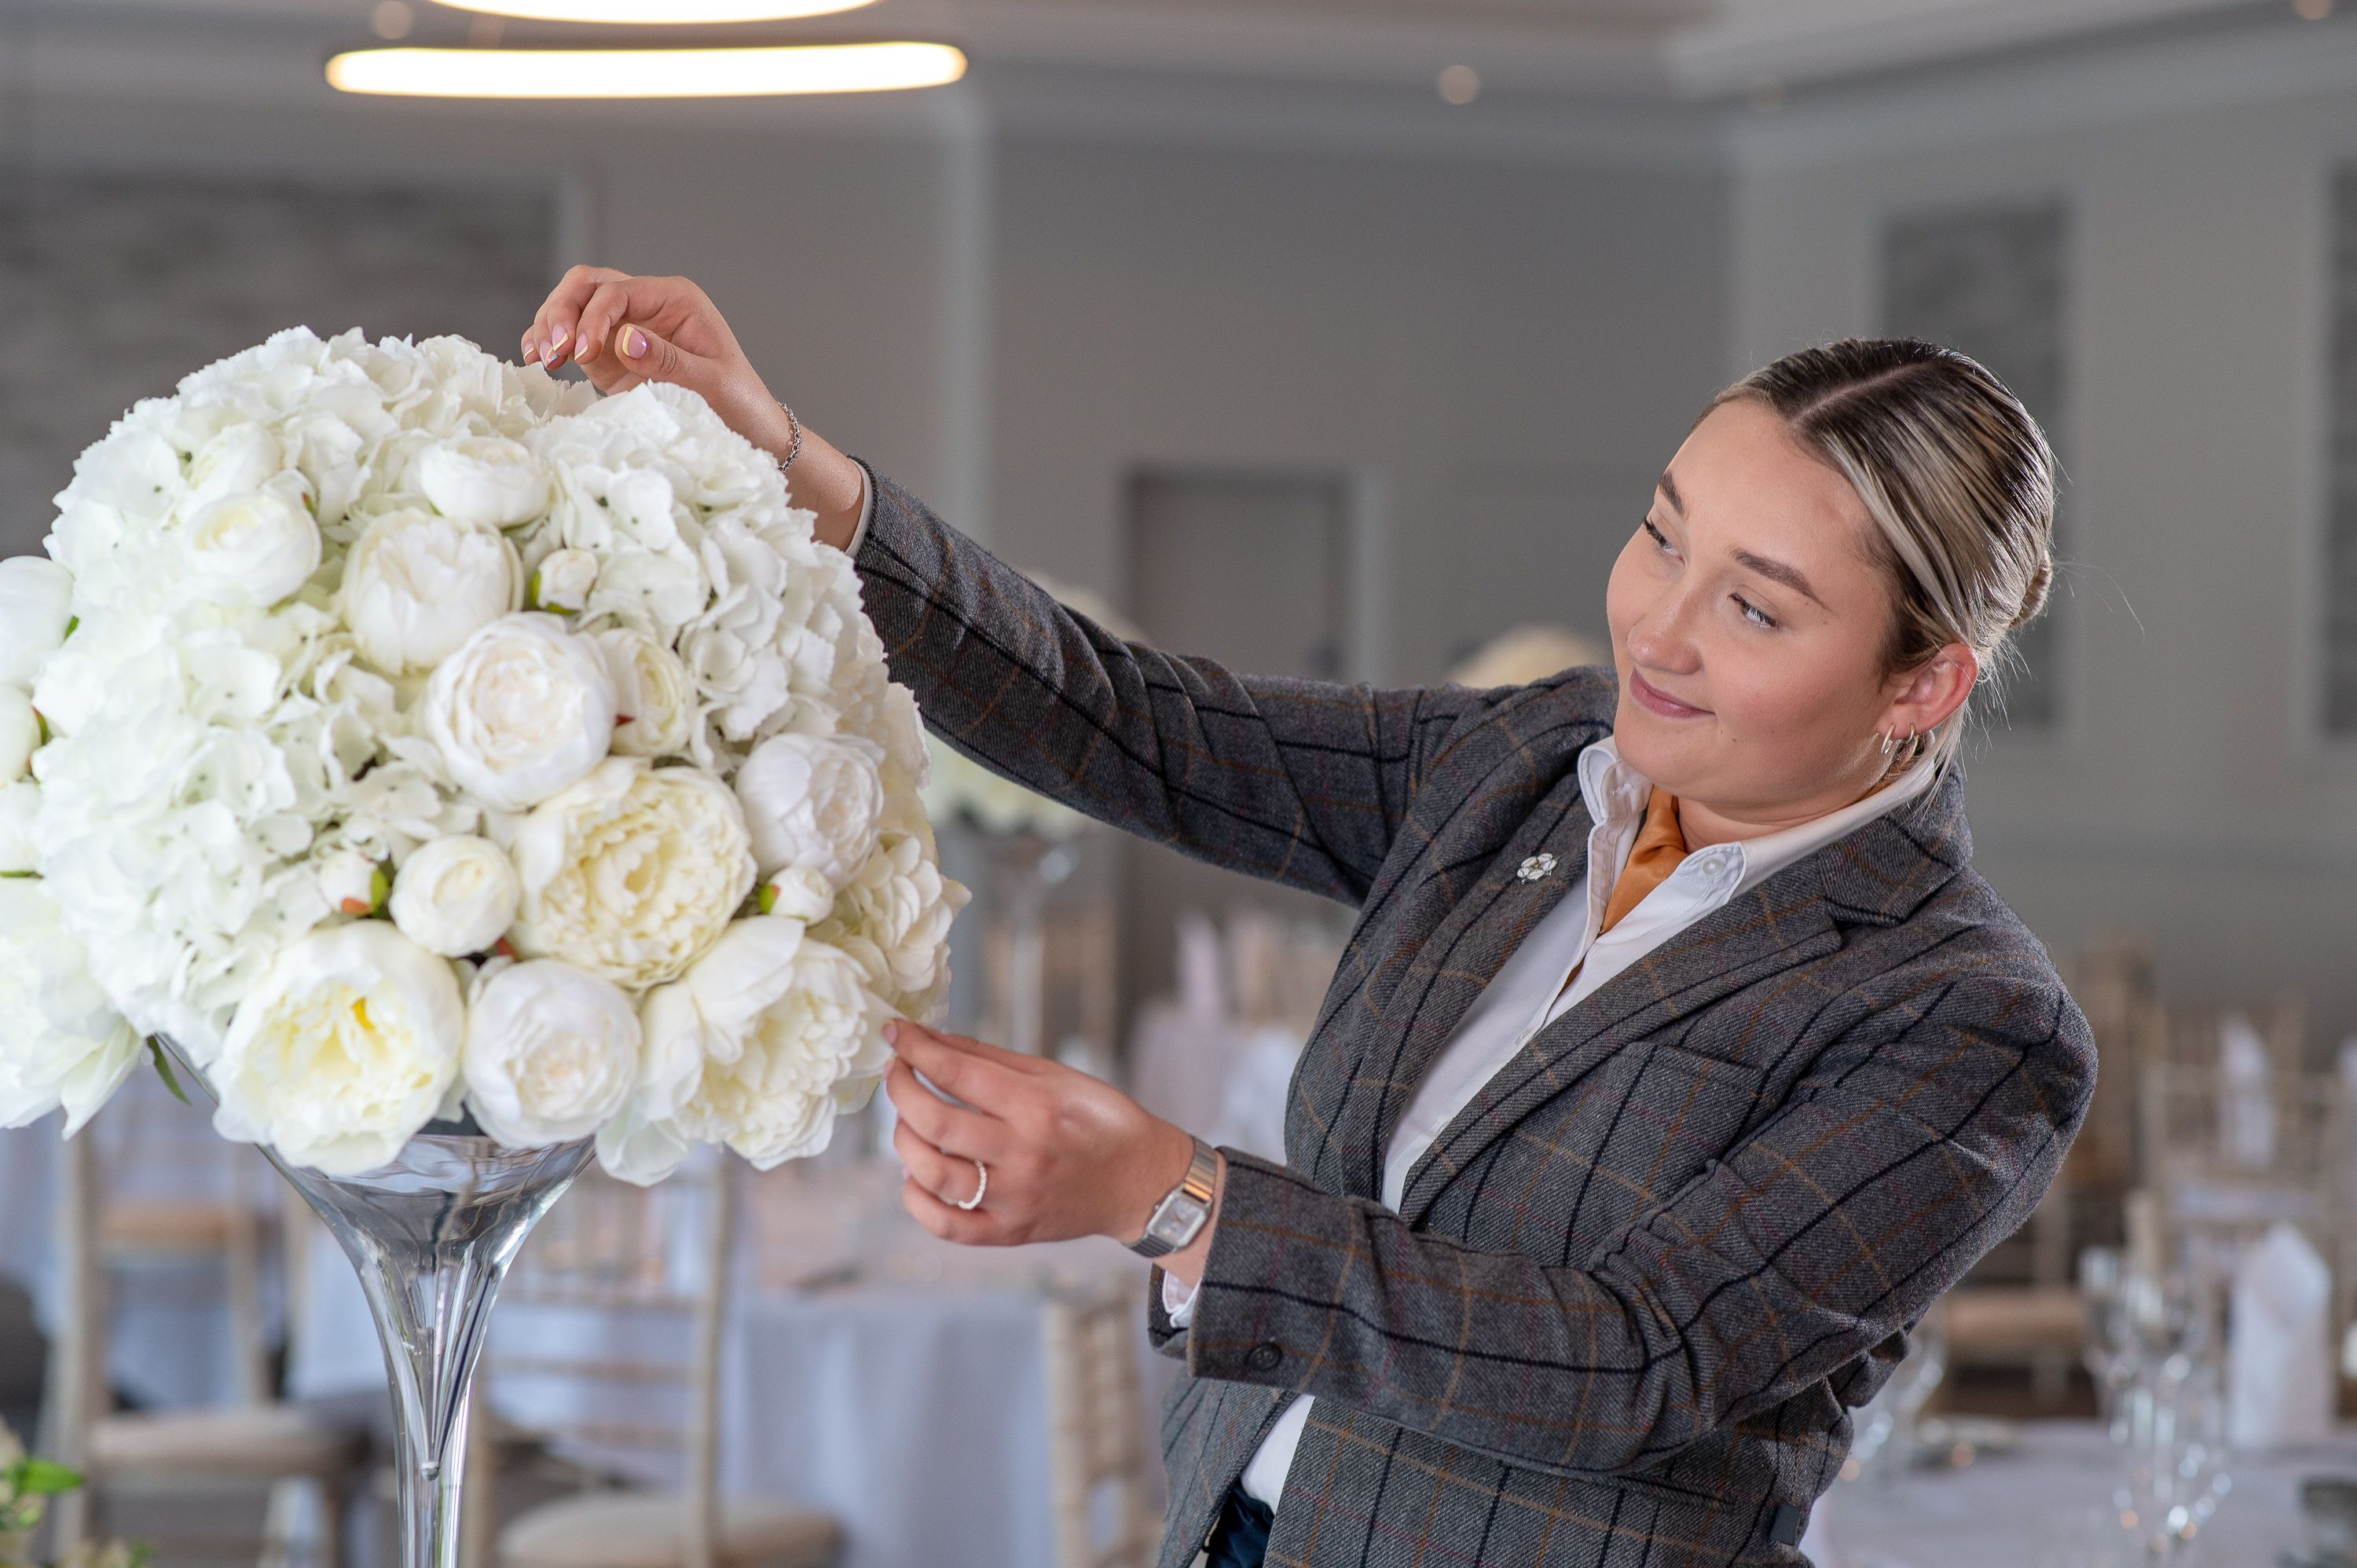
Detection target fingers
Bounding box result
[892,1118,988,1207]
[900,1173,1006,1246]
[882,1057,1004,1158]
[524,263,627,365]
[885,1022,1037,1112]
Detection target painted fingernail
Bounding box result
[625,328,649,359]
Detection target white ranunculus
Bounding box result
[342,508,519,675]
[212,922,465,1176]
[389,834,519,958]
[757,865,834,924]
[315,846,387,917]
[415,435,550,529]
[0,881,143,1135]
[463,958,640,1146]
[593,626,695,760]
[597,918,891,1184]
[734,733,885,887]
[0,782,38,874]
[510,757,755,991]
[423,613,616,813]
[812,830,970,1019]
[0,557,74,688]
[182,482,321,608]
[0,687,37,783]
[186,425,283,504]
[532,548,599,614]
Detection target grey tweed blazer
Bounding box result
[850,470,2096,1568]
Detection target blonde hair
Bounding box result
[1709,338,2057,771]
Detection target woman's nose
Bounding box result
[1623,592,1702,675]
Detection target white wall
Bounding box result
[1736,82,2357,1045]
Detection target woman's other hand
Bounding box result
[884,1020,1223,1284]
[522,266,866,549]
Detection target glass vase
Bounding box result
[161,1043,593,1568]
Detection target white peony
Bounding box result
[0,687,36,783]
[593,626,695,759]
[510,757,756,991]
[735,733,885,887]
[315,846,388,918]
[0,557,74,687]
[0,782,38,874]
[389,834,519,958]
[463,959,640,1146]
[531,548,599,614]
[757,865,834,924]
[187,425,284,504]
[423,613,616,812]
[0,881,143,1135]
[342,507,519,675]
[414,435,551,528]
[182,482,321,607]
[598,918,890,1184]
[212,921,465,1176]
[812,831,969,1019]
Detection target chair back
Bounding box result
[486,1158,737,1568]
[1041,1274,1154,1568]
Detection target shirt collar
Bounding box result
[1578,735,1940,897]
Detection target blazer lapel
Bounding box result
[1341,772,1596,1199]
[1394,769,1973,1227]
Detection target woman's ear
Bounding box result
[1882,642,1979,742]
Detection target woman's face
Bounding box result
[1604,397,1971,837]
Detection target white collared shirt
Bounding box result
[1171,736,1937,1512]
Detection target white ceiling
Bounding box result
[0,0,2294,100]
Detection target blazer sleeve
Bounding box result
[852,467,1472,904]
[1170,971,2095,1478]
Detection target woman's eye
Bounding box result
[1733,595,1778,629]
[1641,518,1675,555]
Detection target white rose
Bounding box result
[812,831,970,1018]
[212,922,465,1176]
[415,435,550,528]
[0,557,74,688]
[315,847,388,917]
[531,548,599,614]
[596,918,890,1184]
[342,508,519,675]
[510,757,755,991]
[462,959,640,1146]
[593,627,696,760]
[0,881,143,1135]
[0,782,38,874]
[0,687,37,783]
[187,425,283,504]
[182,483,321,606]
[735,733,885,887]
[423,613,615,812]
[389,834,519,958]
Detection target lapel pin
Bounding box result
[1516,852,1556,883]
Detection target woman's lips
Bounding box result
[1629,670,1710,720]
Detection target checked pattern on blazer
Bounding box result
[849,470,2097,1568]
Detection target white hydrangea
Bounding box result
[2,328,955,1178]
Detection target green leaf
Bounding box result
[0,872,33,880]
[8,1458,82,1496]
[62,616,78,641]
[146,1039,189,1105]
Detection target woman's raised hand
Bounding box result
[522,266,866,548]
[883,1020,1221,1280]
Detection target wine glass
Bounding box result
[2113,1354,2233,1564]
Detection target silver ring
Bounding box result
[955,1158,988,1211]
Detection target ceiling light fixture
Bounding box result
[433,0,876,20]
[326,42,967,98]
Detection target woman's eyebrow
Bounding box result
[1732,548,1827,608]
[1656,471,1684,515]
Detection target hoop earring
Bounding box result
[1879,729,1898,758]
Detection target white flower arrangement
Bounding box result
[0,327,965,1182]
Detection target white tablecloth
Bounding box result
[1818,1419,2357,1566]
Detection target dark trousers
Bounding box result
[1203,1485,1274,1568]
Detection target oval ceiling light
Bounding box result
[434,0,875,20]
[326,42,967,98]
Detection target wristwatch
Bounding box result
[1129,1136,1220,1259]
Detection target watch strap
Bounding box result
[1130,1136,1219,1259]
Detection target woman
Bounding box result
[522,270,2095,1568]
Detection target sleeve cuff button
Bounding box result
[1244,1342,1285,1372]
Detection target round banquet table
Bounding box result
[1814,1418,2357,1567]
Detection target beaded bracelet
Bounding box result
[778,401,805,474]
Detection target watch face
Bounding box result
[1147,1195,1207,1249]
